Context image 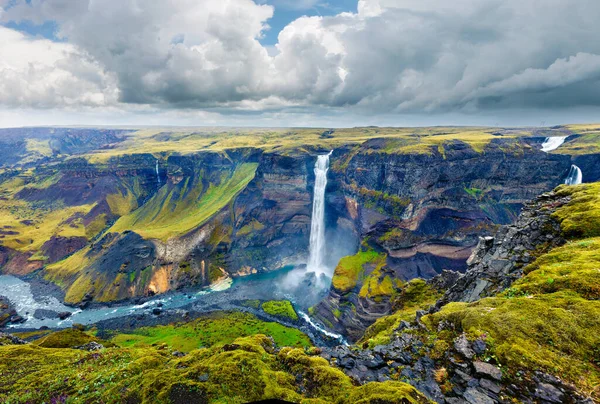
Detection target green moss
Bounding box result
[510,237,600,299]
[261,301,299,321]
[332,250,385,293]
[350,185,410,218]
[85,213,107,239]
[464,186,484,199]
[358,260,398,299]
[359,279,441,347]
[237,219,265,236]
[0,333,427,403]
[35,328,114,349]
[553,183,600,239]
[111,311,308,352]
[241,299,261,309]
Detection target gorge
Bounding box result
[1,125,600,403]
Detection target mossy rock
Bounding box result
[261,300,299,321]
[332,250,385,293]
[34,328,114,349]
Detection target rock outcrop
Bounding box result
[436,190,569,307]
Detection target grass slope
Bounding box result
[110,163,258,241]
[111,311,309,351]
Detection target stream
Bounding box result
[0,266,344,342]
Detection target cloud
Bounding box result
[0,26,117,108]
[1,0,600,117]
[257,0,322,11]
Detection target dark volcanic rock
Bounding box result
[41,236,88,264]
[0,297,17,328]
[436,191,569,306]
[33,309,60,320]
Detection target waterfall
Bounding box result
[565,165,583,185]
[541,136,567,152]
[155,159,161,185]
[307,151,332,276]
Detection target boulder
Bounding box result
[454,334,475,359]
[473,361,502,381]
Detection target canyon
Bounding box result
[1,125,600,403]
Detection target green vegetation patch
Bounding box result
[110,163,258,241]
[510,237,600,299]
[35,328,115,349]
[553,183,600,238]
[359,279,441,347]
[261,301,299,321]
[111,311,308,352]
[0,333,428,404]
[332,250,386,293]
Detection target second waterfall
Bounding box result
[307,151,333,277]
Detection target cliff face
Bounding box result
[313,137,596,340]
[1,129,599,307]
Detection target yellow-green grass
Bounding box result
[111,312,308,352]
[261,301,299,321]
[359,279,441,348]
[237,219,265,236]
[0,200,96,252]
[508,238,600,299]
[25,139,53,157]
[554,132,600,155]
[553,183,600,238]
[44,246,92,282]
[110,163,258,241]
[82,126,534,163]
[415,184,600,396]
[106,182,141,217]
[0,333,428,404]
[358,261,400,300]
[34,328,115,349]
[566,123,600,131]
[331,250,386,293]
[0,170,100,254]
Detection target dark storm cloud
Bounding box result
[1,0,600,116]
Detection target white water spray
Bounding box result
[541,136,567,152]
[307,151,332,276]
[565,165,583,185]
[155,159,161,185]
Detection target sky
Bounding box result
[0,0,599,128]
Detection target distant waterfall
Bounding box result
[541,136,567,152]
[155,159,161,185]
[565,165,583,185]
[307,151,332,276]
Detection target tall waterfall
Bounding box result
[307,151,332,276]
[155,159,161,185]
[565,165,583,185]
[541,136,567,152]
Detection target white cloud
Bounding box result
[1,0,600,118]
[0,26,117,108]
